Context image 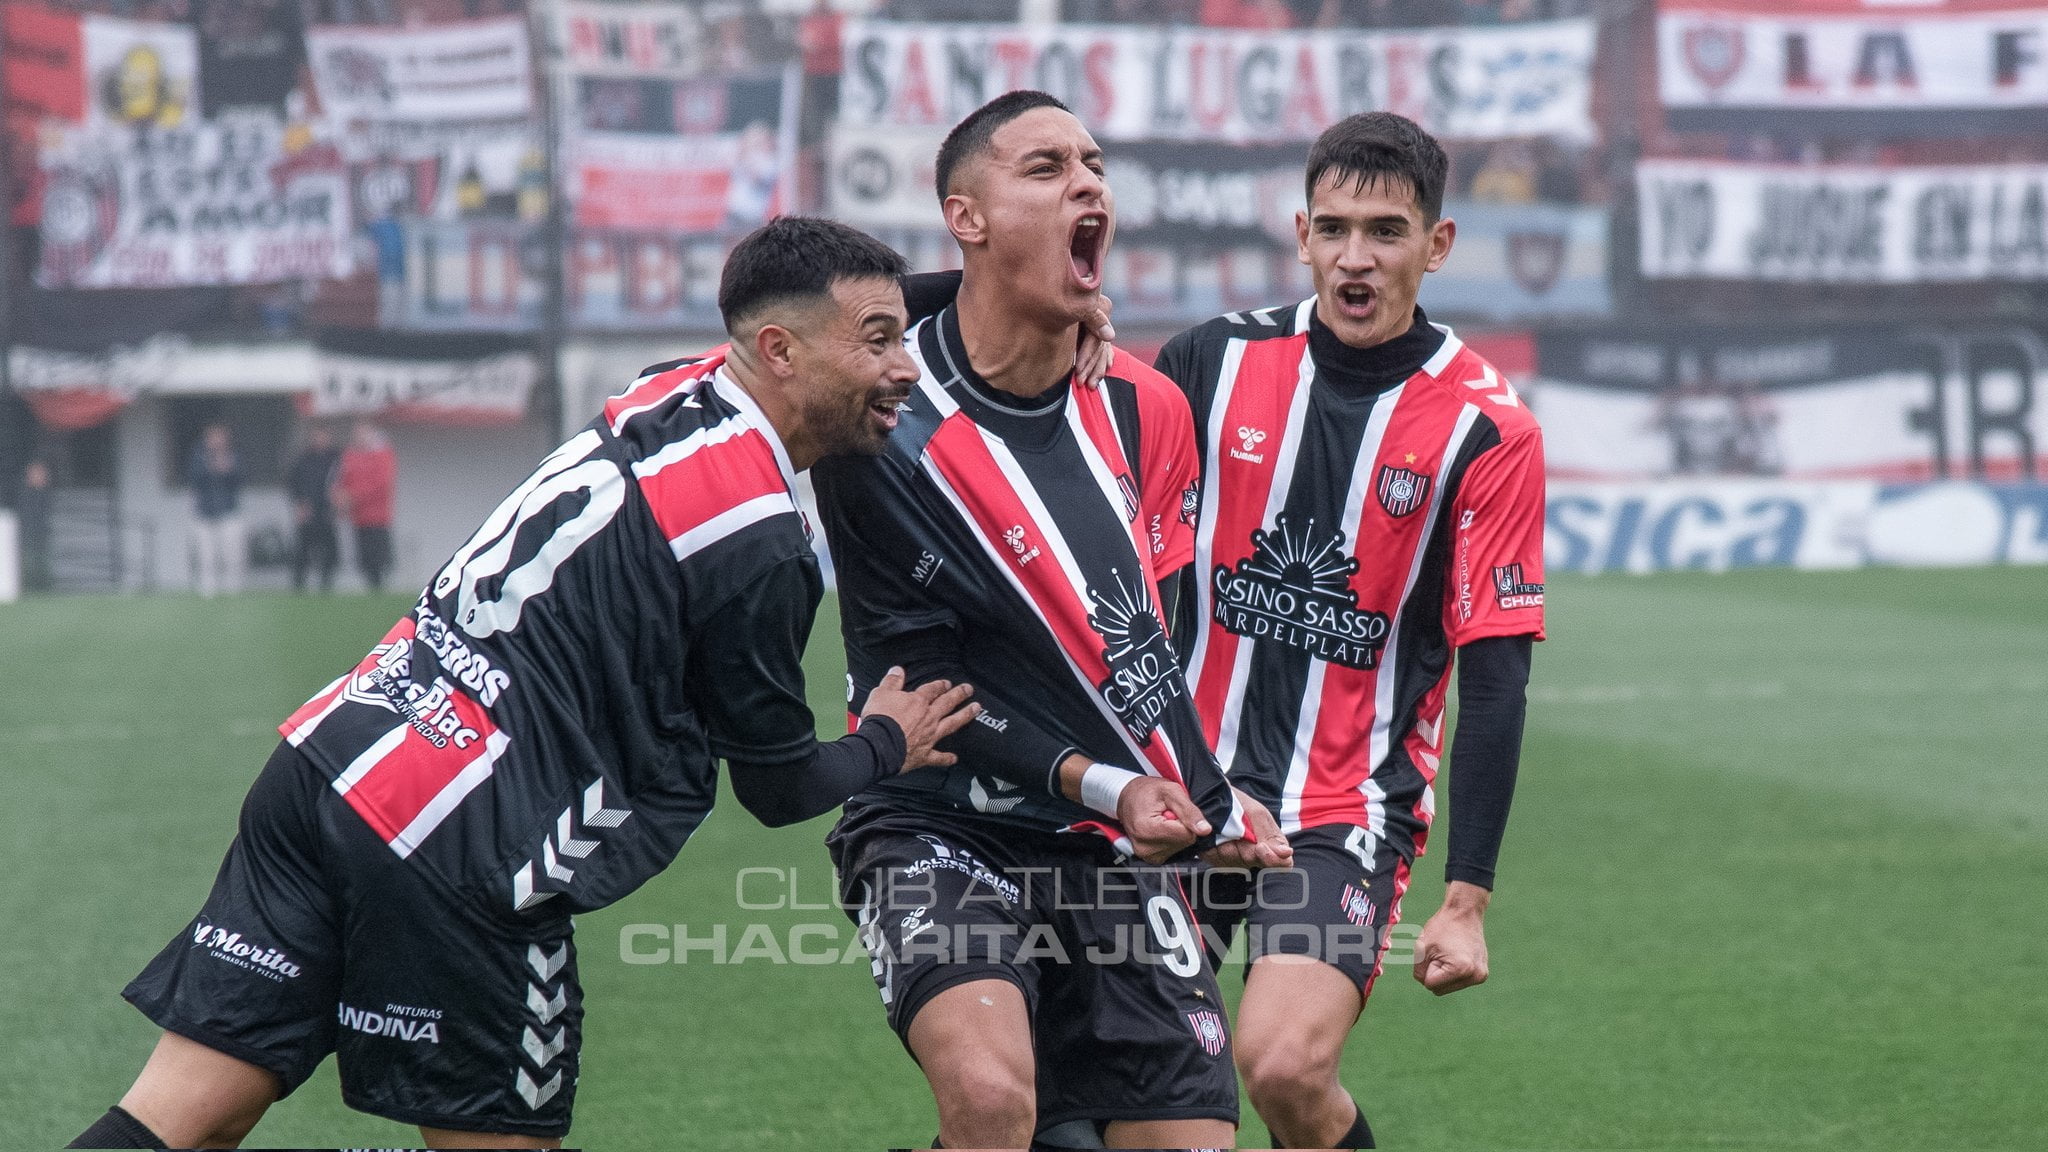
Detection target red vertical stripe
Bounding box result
[342,689,503,843]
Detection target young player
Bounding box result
[811,92,1288,1150]
[1156,113,1547,1148]
[70,218,981,1150]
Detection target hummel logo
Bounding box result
[1230,426,1268,465]
[1003,525,1042,565]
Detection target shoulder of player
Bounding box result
[1163,306,1305,358]
[1418,340,1543,440]
[1104,352,1198,432]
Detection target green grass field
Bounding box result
[4,567,2045,1149]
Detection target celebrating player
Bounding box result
[1155,112,1547,1148]
[810,91,1288,1150]
[69,218,981,1151]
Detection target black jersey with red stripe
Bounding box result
[1157,302,1546,864]
[281,351,829,914]
[812,307,1247,852]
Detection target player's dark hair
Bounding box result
[718,216,909,336]
[934,89,1072,202]
[1303,113,1449,223]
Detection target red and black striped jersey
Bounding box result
[813,306,1248,853]
[1157,302,1546,861]
[281,351,831,913]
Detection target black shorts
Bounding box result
[123,744,583,1137]
[830,810,1238,1131]
[1190,823,1410,1000]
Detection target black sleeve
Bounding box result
[728,716,906,828]
[874,625,1079,795]
[688,553,825,768]
[1445,634,1533,890]
[900,270,963,323]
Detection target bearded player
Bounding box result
[811,91,1290,1150]
[1156,113,1547,1148]
[69,219,980,1149]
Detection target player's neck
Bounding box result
[722,360,819,472]
[954,275,1078,400]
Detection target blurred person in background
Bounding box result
[20,457,55,594]
[287,425,342,593]
[335,420,396,593]
[188,423,245,598]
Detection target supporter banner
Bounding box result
[348,120,543,223]
[569,69,797,232]
[1531,326,2048,482]
[1637,160,2048,282]
[6,335,184,429]
[195,0,302,115]
[1658,0,2048,134]
[36,113,353,288]
[84,12,199,128]
[376,218,546,331]
[558,0,712,79]
[311,350,537,423]
[840,19,1596,144]
[4,3,87,123]
[1547,481,2048,572]
[564,230,730,329]
[307,17,532,123]
[826,126,942,229]
[1422,199,1611,320]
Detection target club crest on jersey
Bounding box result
[1210,514,1391,670]
[1230,426,1268,464]
[1179,481,1199,526]
[1187,1009,1227,1057]
[1341,883,1377,928]
[1003,525,1042,565]
[1492,563,1545,610]
[1087,567,1184,742]
[1375,465,1431,518]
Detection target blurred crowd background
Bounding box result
[1,0,2044,597]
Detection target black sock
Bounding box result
[1339,1103,1375,1149]
[68,1106,166,1149]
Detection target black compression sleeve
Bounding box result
[900,270,964,323]
[1445,634,1533,890]
[728,716,906,828]
[881,625,1079,795]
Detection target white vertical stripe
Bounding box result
[1213,338,1319,783]
[388,729,513,859]
[1421,324,1464,377]
[1184,337,1248,691]
[331,724,409,795]
[1278,383,1405,832]
[1366,404,1482,793]
[628,415,747,480]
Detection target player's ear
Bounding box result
[1295,209,1311,266]
[943,193,987,248]
[754,321,799,377]
[1425,216,1456,273]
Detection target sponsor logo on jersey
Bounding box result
[1230,426,1269,465]
[911,550,943,587]
[1376,465,1432,518]
[191,919,302,981]
[1003,525,1042,566]
[1340,883,1377,928]
[1187,1008,1227,1057]
[1086,568,1185,742]
[1211,514,1392,670]
[905,835,1022,904]
[412,601,512,707]
[1492,563,1545,609]
[338,1002,443,1044]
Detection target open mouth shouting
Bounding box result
[1333,280,1377,322]
[1069,212,1108,291]
[869,388,910,434]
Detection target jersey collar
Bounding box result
[709,367,801,496]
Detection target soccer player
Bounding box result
[69,218,981,1151]
[810,91,1289,1150]
[1156,113,1547,1149]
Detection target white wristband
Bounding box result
[1079,762,1144,817]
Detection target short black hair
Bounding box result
[718,216,909,336]
[1303,113,1448,222]
[934,89,1071,203]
